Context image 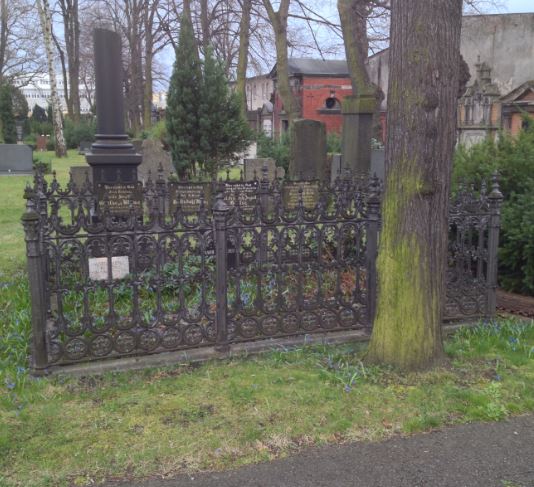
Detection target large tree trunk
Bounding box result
[366,0,463,370]
[235,0,252,118]
[37,0,67,157]
[262,0,299,127]
[337,0,374,96]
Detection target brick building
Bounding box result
[269,59,353,137]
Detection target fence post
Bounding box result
[366,175,381,329]
[21,186,49,375]
[486,173,503,318]
[213,185,230,352]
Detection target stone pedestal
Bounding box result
[342,95,376,176]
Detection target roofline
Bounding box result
[462,12,534,18]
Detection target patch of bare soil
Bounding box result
[497,289,534,318]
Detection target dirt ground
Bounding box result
[497,289,534,319]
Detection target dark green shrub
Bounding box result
[33,158,52,174]
[327,132,342,154]
[256,131,290,172]
[453,122,534,295]
[63,118,96,149]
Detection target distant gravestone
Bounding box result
[36,135,49,152]
[0,145,33,174]
[289,119,327,181]
[244,158,277,181]
[283,181,320,209]
[138,139,174,183]
[70,165,93,190]
[78,141,92,155]
[329,154,343,184]
[370,149,385,182]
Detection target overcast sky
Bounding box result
[493,0,534,12]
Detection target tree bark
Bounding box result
[366,0,463,371]
[262,0,299,127]
[37,0,67,157]
[236,0,252,118]
[337,0,374,96]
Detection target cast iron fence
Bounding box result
[21,168,502,374]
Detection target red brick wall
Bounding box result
[301,76,353,133]
[272,75,354,136]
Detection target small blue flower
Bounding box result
[16,367,26,375]
[344,384,352,393]
[6,382,16,390]
[494,374,502,382]
[509,337,519,344]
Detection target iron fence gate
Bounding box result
[22,168,502,374]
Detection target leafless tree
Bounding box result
[0,0,46,84]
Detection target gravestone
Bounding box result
[283,181,320,209]
[244,158,277,181]
[86,28,142,191]
[36,135,49,152]
[223,181,259,210]
[370,149,385,182]
[329,154,343,184]
[0,145,33,174]
[78,141,92,155]
[168,182,211,214]
[97,182,143,215]
[138,139,174,183]
[289,119,327,181]
[70,166,93,190]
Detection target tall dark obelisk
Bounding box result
[86,28,141,185]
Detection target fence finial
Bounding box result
[489,171,503,202]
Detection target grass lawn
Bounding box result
[1,294,534,487]
[0,150,85,274]
[0,151,240,275]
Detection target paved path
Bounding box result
[110,415,534,487]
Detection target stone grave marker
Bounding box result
[289,119,327,181]
[70,165,93,190]
[283,180,320,209]
[329,154,343,184]
[138,139,174,183]
[0,145,33,174]
[168,182,211,214]
[36,135,49,152]
[244,158,277,181]
[223,181,259,210]
[97,182,143,215]
[78,141,92,155]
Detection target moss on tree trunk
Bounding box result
[366,0,463,371]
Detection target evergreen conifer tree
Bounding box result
[0,84,17,144]
[199,47,252,179]
[166,12,203,178]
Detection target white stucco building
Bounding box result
[16,74,94,115]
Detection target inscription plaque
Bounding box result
[89,256,130,281]
[169,183,211,213]
[98,183,143,214]
[223,181,258,210]
[283,181,319,209]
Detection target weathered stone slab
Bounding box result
[329,153,343,184]
[70,165,93,190]
[370,149,385,181]
[78,141,92,155]
[244,158,277,181]
[36,135,49,152]
[138,139,174,183]
[0,144,33,174]
[289,119,327,181]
